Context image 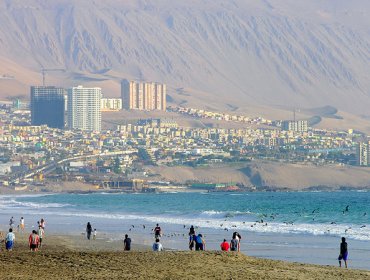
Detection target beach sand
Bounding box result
[1,234,370,280]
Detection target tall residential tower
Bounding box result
[67,85,102,131]
[30,86,65,129]
[121,79,166,111]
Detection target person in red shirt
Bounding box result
[29,230,40,251]
[220,239,230,251]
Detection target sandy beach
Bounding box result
[1,233,370,280]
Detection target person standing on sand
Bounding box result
[38,226,44,248]
[152,238,163,252]
[189,233,196,251]
[86,222,92,240]
[29,230,40,252]
[9,217,14,229]
[20,217,25,232]
[93,229,97,240]
[40,218,45,230]
[5,228,15,251]
[220,239,230,251]
[189,225,195,236]
[124,234,132,251]
[230,233,240,252]
[195,234,205,251]
[338,237,348,268]
[154,224,162,239]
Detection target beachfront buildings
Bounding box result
[30,86,65,129]
[121,79,166,111]
[67,86,102,131]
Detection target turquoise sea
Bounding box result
[1,191,370,268]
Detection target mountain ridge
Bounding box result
[0,0,369,114]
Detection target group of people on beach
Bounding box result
[0,216,46,252]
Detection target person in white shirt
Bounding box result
[152,238,163,252]
[20,217,25,232]
[5,228,15,251]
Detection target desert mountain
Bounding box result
[0,0,369,115]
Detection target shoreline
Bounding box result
[1,233,370,279]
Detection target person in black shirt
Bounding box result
[86,222,92,240]
[124,234,132,251]
[338,237,348,268]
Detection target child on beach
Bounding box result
[29,230,40,252]
[38,226,44,248]
[220,239,230,251]
[93,229,97,240]
[338,237,348,268]
[5,228,15,251]
[152,238,163,252]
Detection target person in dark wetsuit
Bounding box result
[338,237,348,268]
[86,222,92,240]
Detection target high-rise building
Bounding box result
[281,120,308,133]
[101,98,122,111]
[30,86,65,129]
[121,79,166,111]
[67,85,102,132]
[357,142,370,166]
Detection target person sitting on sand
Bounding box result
[338,237,348,268]
[220,239,230,251]
[154,224,162,239]
[86,222,92,240]
[195,234,205,251]
[38,226,44,248]
[152,238,163,252]
[29,230,40,252]
[5,228,15,251]
[124,234,132,251]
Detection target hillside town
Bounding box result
[0,87,366,193]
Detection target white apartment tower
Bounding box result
[67,85,102,132]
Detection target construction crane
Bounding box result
[41,68,65,86]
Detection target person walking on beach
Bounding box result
[20,217,25,232]
[153,238,163,252]
[5,228,15,251]
[29,230,40,252]
[338,237,348,268]
[40,218,46,230]
[9,217,14,229]
[195,234,205,251]
[220,239,230,251]
[230,232,240,252]
[154,224,162,239]
[38,226,44,248]
[86,222,92,240]
[124,234,132,251]
[189,225,195,236]
[189,233,196,251]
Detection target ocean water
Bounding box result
[1,191,370,268]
